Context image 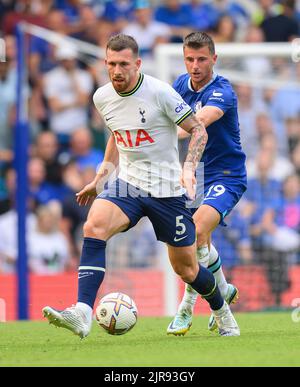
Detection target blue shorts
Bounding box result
[191,177,247,226]
[97,179,196,247]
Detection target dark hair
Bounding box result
[106,34,139,57]
[183,32,215,55]
[283,0,296,10]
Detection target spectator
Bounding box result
[101,0,135,33]
[43,43,93,146]
[28,10,70,130]
[269,74,300,153]
[190,0,219,31]
[2,0,47,35]
[261,0,299,42]
[247,133,295,181]
[255,112,275,139]
[0,0,14,34]
[54,0,96,37]
[285,115,300,154]
[211,14,237,43]
[244,151,282,259]
[212,0,250,32]
[0,166,15,215]
[0,35,16,168]
[235,83,264,158]
[258,174,300,305]
[61,163,93,261]
[28,202,70,274]
[154,0,193,42]
[66,127,104,172]
[0,42,16,153]
[291,142,300,177]
[252,0,280,26]
[33,131,64,185]
[122,1,171,58]
[28,157,69,205]
[271,174,300,234]
[72,5,100,43]
[0,207,36,273]
[29,10,67,78]
[241,25,272,77]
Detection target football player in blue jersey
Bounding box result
[167,32,247,336]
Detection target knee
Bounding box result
[83,219,107,239]
[173,263,198,284]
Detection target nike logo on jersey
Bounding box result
[212,90,223,97]
[106,116,114,121]
[173,235,188,242]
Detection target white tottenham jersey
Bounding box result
[93,73,193,197]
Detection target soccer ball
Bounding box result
[96,292,138,335]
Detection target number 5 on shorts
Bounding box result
[176,215,187,236]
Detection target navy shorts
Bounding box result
[97,179,196,247]
[190,177,247,226]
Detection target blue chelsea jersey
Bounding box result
[173,73,247,184]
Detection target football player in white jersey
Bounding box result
[43,34,239,338]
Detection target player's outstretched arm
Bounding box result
[179,114,208,200]
[195,105,224,128]
[76,135,119,206]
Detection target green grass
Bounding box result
[1,312,300,367]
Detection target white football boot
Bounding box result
[208,284,239,332]
[42,305,91,339]
[212,301,240,337]
[167,309,192,336]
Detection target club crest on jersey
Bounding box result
[139,108,146,123]
[114,129,154,148]
[194,101,202,112]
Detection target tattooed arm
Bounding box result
[178,114,208,200]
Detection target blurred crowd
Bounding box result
[0,0,300,304]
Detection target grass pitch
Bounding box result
[1,312,300,367]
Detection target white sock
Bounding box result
[209,244,229,299]
[178,246,210,314]
[76,302,93,323]
[212,300,228,315]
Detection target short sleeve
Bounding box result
[158,82,193,125]
[204,87,234,113]
[93,88,103,113]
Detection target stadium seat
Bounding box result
[229,265,275,311]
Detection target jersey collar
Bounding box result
[117,73,144,97]
[188,73,217,93]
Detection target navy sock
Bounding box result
[77,237,106,308]
[188,264,224,311]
